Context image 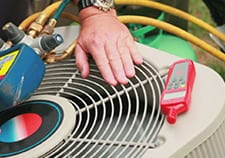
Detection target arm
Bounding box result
[73,0,143,85]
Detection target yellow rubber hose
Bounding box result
[115,0,225,44]
[19,12,40,30]
[19,1,225,62]
[118,15,225,62]
[19,10,80,31]
[55,11,225,62]
[20,1,64,37]
[37,0,63,25]
[43,12,79,62]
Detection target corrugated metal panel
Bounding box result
[185,120,225,158]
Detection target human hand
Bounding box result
[75,7,143,85]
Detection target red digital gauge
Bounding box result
[160,59,196,124]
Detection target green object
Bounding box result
[129,23,197,61]
[53,0,71,20]
[127,12,197,61]
[145,33,197,61]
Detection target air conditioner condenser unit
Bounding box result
[0,26,224,158]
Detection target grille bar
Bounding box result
[34,58,165,158]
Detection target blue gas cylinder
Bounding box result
[0,43,45,111]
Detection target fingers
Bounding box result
[75,44,90,78]
[105,39,129,84]
[126,36,143,65]
[91,36,141,85]
[117,36,136,78]
[88,40,118,86]
[75,37,143,86]
[75,40,118,85]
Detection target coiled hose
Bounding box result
[19,0,225,62]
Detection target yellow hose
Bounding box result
[118,15,225,62]
[36,0,63,24]
[19,0,64,37]
[19,11,80,30]
[115,0,225,44]
[19,12,40,30]
[19,0,225,62]
[49,11,225,62]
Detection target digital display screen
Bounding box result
[163,91,186,100]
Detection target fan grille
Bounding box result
[34,58,165,158]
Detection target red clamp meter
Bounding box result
[160,59,196,124]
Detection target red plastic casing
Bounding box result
[160,59,196,124]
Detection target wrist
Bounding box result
[78,6,117,22]
[77,0,114,12]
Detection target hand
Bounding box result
[75,7,143,85]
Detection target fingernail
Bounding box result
[126,68,135,78]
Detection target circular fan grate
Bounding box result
[34,58,165,158]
